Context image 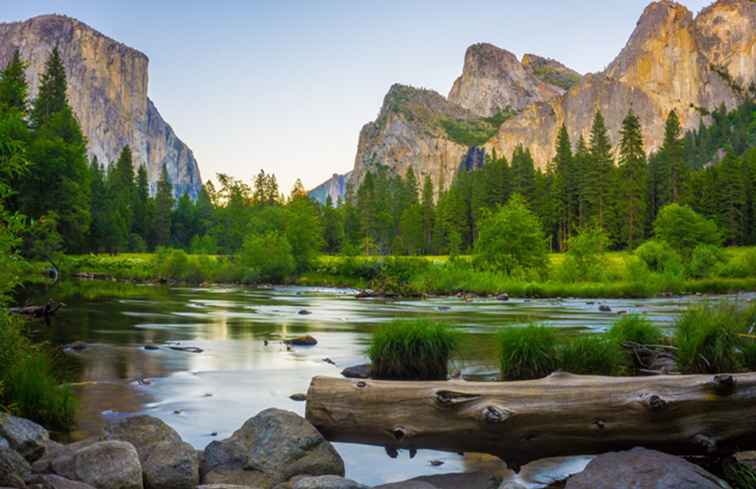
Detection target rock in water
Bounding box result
[0,414,50,462]
[202,408,344,488]
[50,441,143,489]
[291,475,369,489]
[285,336,318,346]
[0,447,32,488]
[340,364,371,379]
[565,447,730,489]
[105,415,198,489]
[0,15,202,198]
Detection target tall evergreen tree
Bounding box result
[0,49,28,115]
[552,125,574,250]
[511,145,536,205]
[420,175,435,254]
[30,47,67,129]
[154,165,174,247]
[617,110,647,248]
[585,110,614,228]
[132,165,150,242]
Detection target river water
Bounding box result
[25,281,755,487]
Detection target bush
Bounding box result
[718,248,756,278]
[653,203,721,257]
[368,320,459,380]
[608,314,664,345]
[240,231,296,283]
[559,335,626,375]
[190,234,218,254]
[675,304,742,373]
[687,244,725,278]
[497,325,558,380]
[474,195,548,276]
[635,240,684,276]
[153,248,190,280]
[558,226,609,282]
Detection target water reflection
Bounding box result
[27,282,754,487]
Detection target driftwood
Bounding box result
[10,299,64,319]
[623,341,679,375]
[305,372,756,470]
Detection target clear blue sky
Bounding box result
[3,0,711,193]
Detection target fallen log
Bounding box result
[305,372,756,470]
[10,299,64,319]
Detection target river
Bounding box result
[24,281,755,487]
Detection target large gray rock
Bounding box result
[50,441,143,489]
[565,447,731,489]
[33,439,97,475]
[202,409,344,489]
[196,486,260,489]
[372,482,436,489]
[373,472,500,489]
[0,415,49,462]
[105,415,198,489]
[0,448,32,488]
[0,437,8,450]
[291,475,367,489]
[30,474,95,489]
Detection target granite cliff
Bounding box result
[0,15,202,196]
[324,0,754,202]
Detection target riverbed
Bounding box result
[26,282,755,487]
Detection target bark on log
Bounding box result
[305,372,756,470]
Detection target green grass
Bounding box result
[0,312,77,430]
[497,325,559,380]
[440,109,516,147]
[723,461,756,489]
[675,303,743,373]
[608,314,664,346]
[367,320,459,380]
[559,334,626,375]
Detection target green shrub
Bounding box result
[368,320,459,380]
[718,248,756,278]
[240,231,296,283]
[561,226,609,282]
[497,325,558,380]
[675,304,742,373]
[635,240,684,276]
[559,335,626,375]
[688,244,725,278]
[653,203,721,257]
[608,314,664,345]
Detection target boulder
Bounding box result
[0,415,50,462]
[291,475,367,489]
[50,441,143,489]
[0,438,7,450]
[0,448,32,488]
[565,447,730,489]
[372,482,436,489]
[29,475,96,489]
[196,486,259,489]
[202,409,343,489]
[285,336,317,346]
[340,365,371,379]
[105,415,198,489]
[33,439,97,475]
[374,473,499,489]
[598,305,611,312]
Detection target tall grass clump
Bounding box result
[497,325,558,380]
[608,314,664,346]
[0,313,77,429]
[559,335,626,375]
[368,320,459,380]
[675,304,742,373]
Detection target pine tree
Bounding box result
[663,110,687,203]
[420,175,435,254]
[617,110,647,248]
[111,146,136,244]
[714,153,746,245]
[154,165,174,246]
[585,110,614,229]
[132,165,150,243]
[290,178,307,201]
[0,49,28,115]
[511,145,536,205]
[552,125,573,250]
[30,47,67,129]
[574,135,590,228]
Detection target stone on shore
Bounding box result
[202,409,343,489]
[105,415,198,489]
[30,474,96,489]
[0,414,50,462]
[0,447,32,488]
[291,475,368,489]
[50,441,143,489]
[340,364,371,379]
[373,472,500,489]
[565,447,730,489]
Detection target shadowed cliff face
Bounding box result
[489,0,755,167]
[0,14,202,197]
[309,171,352,205]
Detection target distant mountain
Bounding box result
[309,171,352,205]
[0,15,202,197]
[339,0,754,196]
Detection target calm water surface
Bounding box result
[27,282,755,487]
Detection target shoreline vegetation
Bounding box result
[31,245,756,299]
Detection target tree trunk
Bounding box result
[305,372,756,470]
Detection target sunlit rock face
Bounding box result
[350,84,473,194]
[309,171,352,205]
[448,43,574,117]
[0,14,202,197]
[489,0,755,168]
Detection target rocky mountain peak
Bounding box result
[521,53,582,91]
[448,42,564,117]
[0,14,202,197]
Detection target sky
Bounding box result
[3,0,712,193]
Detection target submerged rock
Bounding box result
[598,304,612,312]
[202,408,344,488]
[298,310,312,315]
[168,346,204,353]
[496,293,509,301]
[565,447,729,489]
[290,394,307,402]
[285,336,318,346]
[105,415,198,489]
[340,364,371,379]
[0,414,50,462]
